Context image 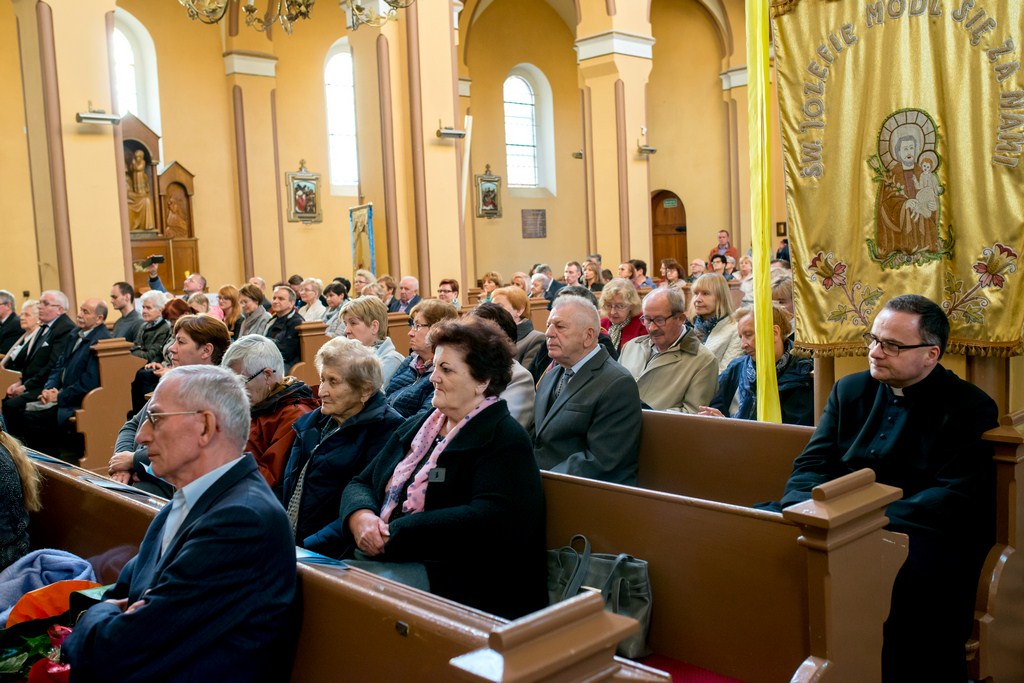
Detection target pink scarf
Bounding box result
[379,396,499,522]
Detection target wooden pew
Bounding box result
[27,458,665,683]
[544,468,907,682]
[288,321,330,387]
[72,338,145,469]
[387,311,411,357]
[466,287,482,306]
[527,297,549,333]
[634,408,1024,680]
[0,367,20,398]
[636,410,812,506]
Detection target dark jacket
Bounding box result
[384,355,435,418]
[248,378,319,491]
[266,310,302,370]
[388,295,422,314]
[0,314,20,355]
[282,392,403,557]
[709,353,814,426]
[46,323,112,425]
[130,319,171,364]
[17,313,76,399]
[112,309,143,343]
[339,400,548,620]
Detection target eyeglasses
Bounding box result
[38,300,59,308]
[862,332,935,357]
[409,319,432,332]
[244,369,267,383]
[143,410,202,428]
[437,289,453,295]
[605,303,630,311]
[639,313,680,327]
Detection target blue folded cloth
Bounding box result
[0,548,96,624]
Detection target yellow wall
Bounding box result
[0,3,40,302]
[648,0,732,261]
[464,0,585,281]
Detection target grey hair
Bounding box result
[535,264,552,276]
[41,290,69,310]
[160,365,251,450]
[531,272,551,289]
[644,287,686,316]
[140,290,167,308]
[21,299,39,314]
[301,278,323,296]
[221,334,285,379]
[0,290,13,307]
[551,295,600,333]
[315,336,383,393]
[400,276,419,291]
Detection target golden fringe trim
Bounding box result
[796,340,1024,358]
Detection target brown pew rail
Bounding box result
[27,457,666,683]
[634,409,1024,682]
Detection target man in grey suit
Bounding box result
[533,296,642,484]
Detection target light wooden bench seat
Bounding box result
[287,320,329,388]
[27,458,665,683]
[387,311,411,357]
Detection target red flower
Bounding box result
[807,251,847,291]
[973,243,1018,289]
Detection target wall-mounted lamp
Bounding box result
[437,122,467,139]
[76,109,120,125]
[572,150,584,159]
[637,143,657,156]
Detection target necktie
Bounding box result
[554,368,574,400]
[286,459,312,535]
[160,491,188,557]
[28,324,49,358]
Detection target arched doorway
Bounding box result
[651,189,687,271]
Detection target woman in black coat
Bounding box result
[281,337,403,557]
[340,319,548,620]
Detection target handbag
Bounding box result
[547,534,652,659]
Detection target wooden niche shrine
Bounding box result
[121,113,199,294]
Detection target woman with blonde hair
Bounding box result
[297,278,327,322]
[480,271,502,303]
[599,279,646,354]
[582,262,605,293]
[340,296,405,387]
[218,285,243,340]
[688,273,743,372]
[1,430,41,571]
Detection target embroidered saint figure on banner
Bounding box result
[867,109,953,269]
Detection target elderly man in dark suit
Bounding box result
[0,290,20,355]
[533,296,642,484]
[1,290,76,439]
[266,285,302,371]
[20,298,111,460]
[388,276,421,314]
[64,365,297,682]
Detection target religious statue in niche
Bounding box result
[126,148,156,232]
[164,183,190,239]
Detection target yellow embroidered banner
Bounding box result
[772,0,1024,356]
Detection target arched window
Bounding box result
[503,65,556,194]
[325,39,359,195]
[112,10,160,132]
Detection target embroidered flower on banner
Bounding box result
[973,243,1018,288]
[808,252,847,290]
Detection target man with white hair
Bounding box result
[222,335,318,490]
[533,296,642,484]
[389,276,421,314]
[64,365,297,681]
[2,290,76,437]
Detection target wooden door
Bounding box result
[651,190,687,273]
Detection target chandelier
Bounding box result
[177,0,414,34]
[340,0,414,30]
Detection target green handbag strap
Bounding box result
[561,534,592,600]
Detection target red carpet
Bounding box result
[639,654,745,683]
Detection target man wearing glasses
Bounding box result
[64,365,297,681]
[763,294,998,681]
[618,288,718,413]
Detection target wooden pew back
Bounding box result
[28,460,661,682]
[387,312,411,357]
[636,410,813,506]
[73,339,145,469]
[0,367,20,398]
[288,321,330,387]
[527,298,549,334]
[543,470,906,682]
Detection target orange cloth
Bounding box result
[5,580,101,628]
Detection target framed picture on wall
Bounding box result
[349,203,376,274]
[776,221,787,236]
[475,164,502,219]
[286,161,323,224]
